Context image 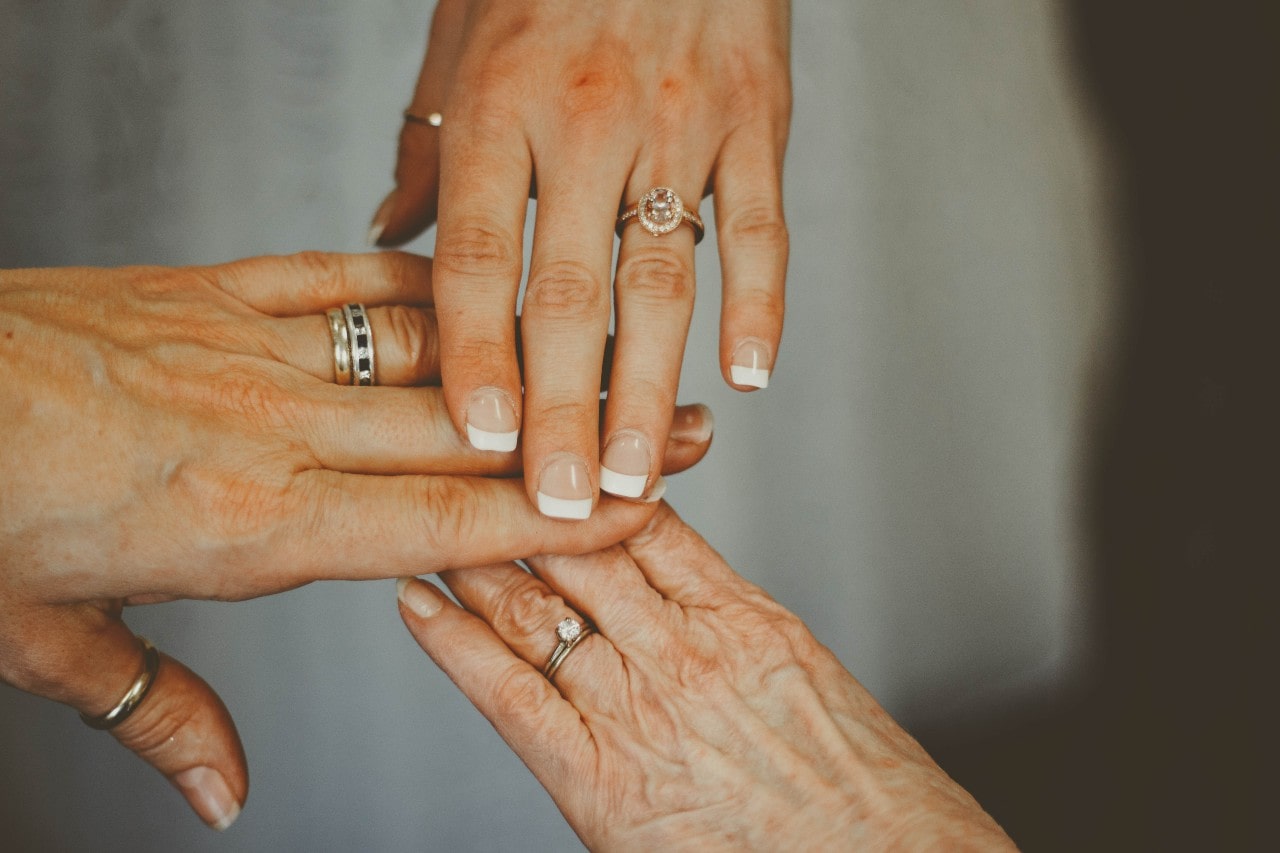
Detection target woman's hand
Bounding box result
[0,251,715,830]
[399,505,1013,851]
[372,0,791,518]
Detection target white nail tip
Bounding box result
[212,804,241,832]
[537,493,593,520]
[467,424,519,452]
[730,365,771,389]
[599,467,648,498]
[642,477,668,503]
[366,222,385,248]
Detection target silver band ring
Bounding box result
[80,637,161,731]
[326,307,353,385]
[616,187,705,244]
[403,109,442,128]
[543,617,595,683]
[341,303,376,386]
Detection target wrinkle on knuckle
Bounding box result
[435,223,522,282]
[619,252,695,305]
[558,43,633,128]
[525,261,607,318]
[381,305,431,378]
[719,205,789,251]
[412,477,480,560]
[491,577,560,640]
[492,663,552,720]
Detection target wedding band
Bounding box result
[341,303,376,386]
[403,109,442,128]
[326,307,353,385]
[80,637,161,731]
[616,187,705,244]
[543,617,594,683]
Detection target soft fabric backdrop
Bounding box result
[0,2,1113,850]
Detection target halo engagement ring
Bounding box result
[326,303,376,386]
[543,617,595,683]
[616,187,705,244]
[80,637,161,731]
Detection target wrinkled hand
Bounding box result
[372,0,791,518]
[399,505,1013,851]
[0,252,714,830]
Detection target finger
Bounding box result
[278,473,663,587]
[620,502,745,605]
[436,563,623,703]
[369,0,468,245]
[431,96,531,457]
[395,577,593,786]
[7,603,246,831]
[271,306,440,387]
[601,181,704,499]
[712,123,789,391]
[520,159,628,519]
[205,251,435,316]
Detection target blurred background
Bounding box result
[1,1,1272,850]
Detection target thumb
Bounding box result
[15,603,248,831]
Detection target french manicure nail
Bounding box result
[600,432,652,498]
[174,766,240,832]
[642,476,668,503]
[397,577,442,618]
[537,453,593,520]
[466,387,519,452]
[367,190,398,247]
[669,403,715,444]
[730,339,772,389]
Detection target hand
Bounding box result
[372,0,791,518]
[399,505,1013,851]
[0,251,715,830]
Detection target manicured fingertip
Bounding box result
[729,338,772,389]
[669,404,715,444]
[368,190,399,247]
[466,387,520,452]
[600,432,652,499]
[537,453,593,520]
[641,476,668,503]
[397,577,443,619]
[174,766,241,832]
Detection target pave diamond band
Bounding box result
[543,617,595,682]
[341,303,376,386]
[616,187,705,244]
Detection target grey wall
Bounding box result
[0,2,1115,850]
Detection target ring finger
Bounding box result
[271,305,441,387]
[437,563,624,708]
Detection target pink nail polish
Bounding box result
[730,339,772,389]
[466,387,519,452]
[669,404,715,444]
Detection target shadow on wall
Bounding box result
[916,2,1278,850]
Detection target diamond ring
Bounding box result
[543,617,595,682]
[616,187,705,244]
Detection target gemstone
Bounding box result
[556,618,582,643]
[637,187,684,236]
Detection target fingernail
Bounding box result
[730,339,772,389]
[466,387,519,452]
[600,432,651,498]
[669,403,715,444]
[642,476,668,503]
[397,577,443,618]
[174,766,241,832]
[367,190,398,247]
[537,453,593,520]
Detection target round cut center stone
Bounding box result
[556,618,582,643]
[637,187,684,235]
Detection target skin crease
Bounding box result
[400,506,1016,851]
[374,0,792,516]
[0,251,713,830]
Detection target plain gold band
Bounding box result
[80,637,160,731]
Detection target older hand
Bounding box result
[0,252,714,830]
[372,0,791,518]
[399,505,1013,851]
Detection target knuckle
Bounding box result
[525,261,607,318]
[618,252,695,304]
[719,205,789,250]
[492,663,552,719]
[558,43,633,128]
[492,577,561,640]
[381,305,435,379]
[530,398,598,432]
[413,477,481,560]
[435,223,522,282]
